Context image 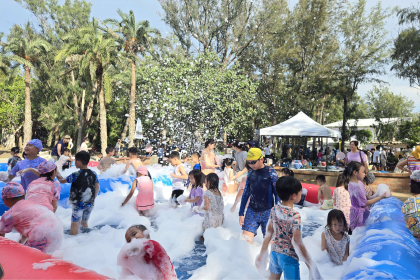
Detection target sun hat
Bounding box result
[247,148,263,161]
[2,182,25,199]
[137,166,148,176]
[38,161,57,174]
[28,139,43,151]
[411,146,420,160]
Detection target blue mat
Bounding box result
[0,163,7,172]
[342,197,420,279]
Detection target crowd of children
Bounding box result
[4,138,418,280]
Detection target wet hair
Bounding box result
[376,145,381,150]
[205,139,215,148]
[336,174,346,188]
[192,152,200,159]
[326,209,348,232]
[316,175,326,183]
[128,147,138,155]
[11,147,19,154]
[222,158,234,170]
[281,168,294,177]
[126,224,149,242]
[206,173,220,194]
[63,148,70,153]
[169,151,180,159]
[181,153,188,160]
[343,161,363,179]
[276,176,302,201]
[106,147,114,154]
[75,151,90,165]
[40,168,56,182]
[350,140,359,147]
[233,141,247,151]
[189,169,203,188]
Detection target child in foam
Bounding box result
[57,151,100,235]
[121,166,154,215]
[21,161,61,212]
[256,176,311,280]
[56,148,73,172]
[222,158,235,195]
[332,174,351,226]
[202,173,224,231]
[239,148,279,244]
[317,175,333,210]
[118,224,177,280]
[168,151,188,205]
[121,147,144,175]
[321,209,350,265]
[184,169,204,215]
[0,182,63,253]
[344,161,388,231]
[7,139,47,191]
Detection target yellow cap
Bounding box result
[411,146,420,160]
[247,148,263,160]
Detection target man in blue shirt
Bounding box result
[7,139,47,191]
[239,148,279,244]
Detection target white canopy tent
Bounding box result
[260,112,341,138]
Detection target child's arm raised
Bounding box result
[122,160,132,174]
[18,168,40,177]
[365,192,388,206]
[121,180,136,207]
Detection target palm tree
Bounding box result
[0,23,51,145]
[56,20,119,155]
[100,10,160,147]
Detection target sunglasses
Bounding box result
[246,156,262,165]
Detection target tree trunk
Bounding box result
[1,128,15,148]
[77,90,86,152]
[98,72,108,155]
[54,124,60,145]
[121,117,129,141]
[128,60,136,147]
[342,96,348,152]
[47,130,53,147]
[23,66,32,145]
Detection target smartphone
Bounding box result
[0,263,4,279]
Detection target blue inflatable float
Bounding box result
[0,163,8,172]
[342,197,420,279]
[0,173,172,215]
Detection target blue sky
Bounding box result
[1,0,419,111]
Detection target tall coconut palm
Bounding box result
[0,24,51,145]
[56,20,119,155]
[100,10,160,147]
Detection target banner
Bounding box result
[134,118,143,139]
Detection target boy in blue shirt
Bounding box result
[239,148,279,244]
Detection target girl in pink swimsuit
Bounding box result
[121,166,154,215]
[26,161,61,212]
[0,182,63,253]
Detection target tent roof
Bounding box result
[260,112,341,138]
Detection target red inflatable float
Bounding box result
[302,183,335,204]
[0,237,109,279]
[87,161,99,168]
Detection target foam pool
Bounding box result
[2,163,416,279]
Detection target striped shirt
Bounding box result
[408,157,420,182]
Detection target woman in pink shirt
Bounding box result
[340,141,369,172]
[0,182,63,253]
[25,161,61,212]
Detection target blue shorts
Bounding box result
[71,202,93,223]
[269,251,300,279]
[242,208,271,236]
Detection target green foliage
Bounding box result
[397,118,420,147]
[0,75,25,132]
[366,85,414,118]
